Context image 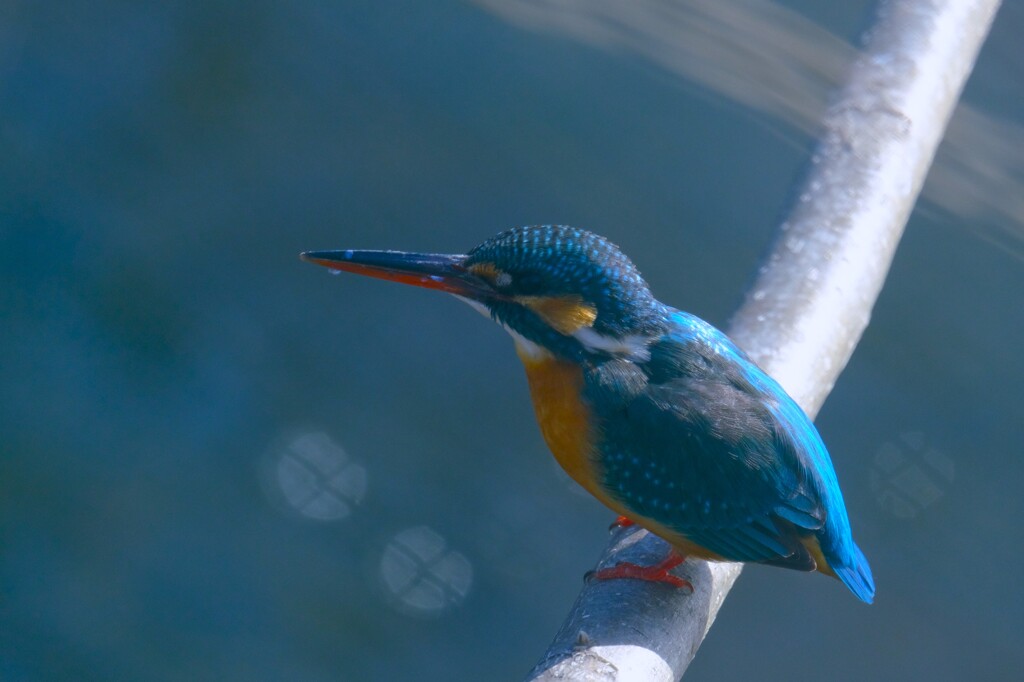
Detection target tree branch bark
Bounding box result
[525,1,1001,679]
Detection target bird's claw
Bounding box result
[586,552,692,593]
[608,515,636,531]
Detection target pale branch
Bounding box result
[526,1,1001,679]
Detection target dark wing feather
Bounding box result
[586,356,826,570]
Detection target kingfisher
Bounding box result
[302,225,875,603]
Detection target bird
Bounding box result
[301,225,875,603]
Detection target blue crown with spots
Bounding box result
[466,225,665,338]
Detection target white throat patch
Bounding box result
[572,327,652,362]
[453,295,552,360]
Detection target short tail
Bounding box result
[832,542,875,604]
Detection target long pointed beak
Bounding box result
[300,249,495,300]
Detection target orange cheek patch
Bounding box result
[518,295,598,335]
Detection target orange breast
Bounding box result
[516,344,727,562]
[516,347,609,496]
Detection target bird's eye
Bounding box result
[469,262,513,288]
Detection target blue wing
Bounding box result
[589,358,825,569]
[584,312,873,603]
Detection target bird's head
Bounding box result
[302,225,666,362]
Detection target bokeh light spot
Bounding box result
[270,431,367,521]
[870,431,954,518]
[379,526,473,616]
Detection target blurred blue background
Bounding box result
[2,1,1023,680]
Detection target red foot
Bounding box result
[609,515,636,530]
[590,551,692,592]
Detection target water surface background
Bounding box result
[3,1,1023,680]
